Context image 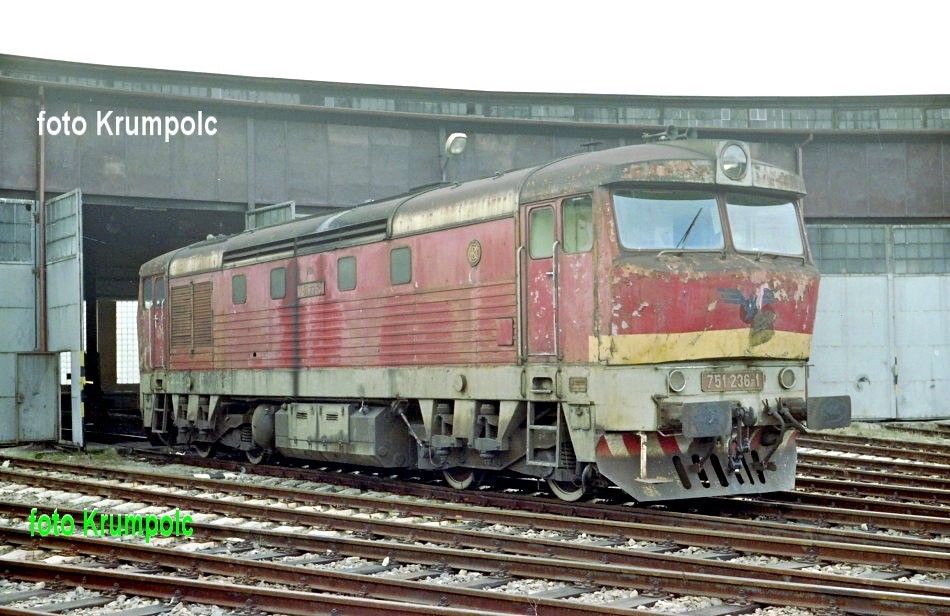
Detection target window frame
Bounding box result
[153,275,166,306]
[232,273,247,305]
[142,277,153,310]
[270,267,287,300]
[337,256,357,292]
[528,205,556,259]
[390,246,412,285]
[610,187,725,253]
[724,193,806,258]
[560,194,594,254]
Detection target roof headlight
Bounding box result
[721,144,748,181]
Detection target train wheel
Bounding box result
[442,467,482,490]
[245,448,267,465]
[194,442,214,458]
[547,478,585,502]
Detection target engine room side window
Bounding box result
[270,267,286,300]
[338,256,357,291]
[390,247,411,285]
[232,274,247,304]
[142,278,152,309]
[562,195,593,253]
[529,206,555,259]
[613,189,723,251]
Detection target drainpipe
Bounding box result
[36,85,47,352]
[796,132,813,175]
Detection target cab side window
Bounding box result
[529,207,555,259]
[154,276,166,305]
[562,195,593,253]
[142,278,153,309]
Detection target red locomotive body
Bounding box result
[139,139,849,501]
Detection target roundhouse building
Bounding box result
[0,55,946,442]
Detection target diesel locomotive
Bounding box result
[138,138,850,502]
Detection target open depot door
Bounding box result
[0,198,57,443]
[45,189,85,446]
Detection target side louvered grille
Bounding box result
[170,286,192,351]
[193,282,213,347]
[170,282,213,352]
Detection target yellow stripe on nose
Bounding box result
[590,329,813,364]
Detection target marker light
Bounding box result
[667,369,687,393]
[779,367,797,389]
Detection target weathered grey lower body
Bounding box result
[139,362,838,502]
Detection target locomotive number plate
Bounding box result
[701,370,764,392]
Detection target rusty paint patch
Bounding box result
[621,159,715,183]
[751,162,806,194]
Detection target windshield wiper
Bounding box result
[675,208,703,249]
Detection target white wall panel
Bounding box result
[810,276,895,420]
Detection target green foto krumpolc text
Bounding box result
[28,507,193,542]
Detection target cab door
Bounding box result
[556,195,595,362]
[149,275,167,368]
[139,278,153,371]
[524,203,558,357]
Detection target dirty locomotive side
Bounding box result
[137,139,851,502]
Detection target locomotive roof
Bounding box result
[141,139,805,277]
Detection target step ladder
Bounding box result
[526,402,560,467]
[150,394,170,436]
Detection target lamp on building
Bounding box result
[441,132,468,181]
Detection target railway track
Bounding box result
[130,446,950,535]
[0,454,946,615]
[2,426,943,615]
[0,555,499,616]
[0,460,945,572]
[800,449,949,478]
[799,431,950,465]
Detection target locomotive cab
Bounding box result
[564,140,852,500]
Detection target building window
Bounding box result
[750,108,768,121]
[232,274,247,304]
[0,201,33,263]
[270,267,286,299]
[390,247,411,285]
[807,225,887,274]
[562,195,593,253]
[116,301,140,385]
[338,256,357,291]
[529,207,555,259]
[893,226,950,274]
[806,224,950,276]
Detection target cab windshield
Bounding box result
[726,194,804,256]
[613,189,723,250]
[612,188,805,256]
